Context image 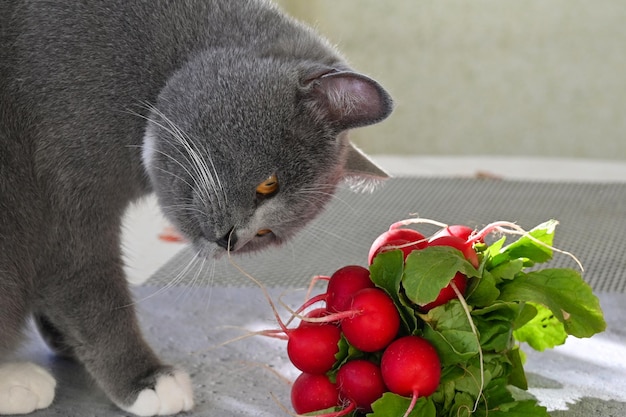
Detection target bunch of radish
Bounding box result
[244,218,605,417]
[284,223,481,416]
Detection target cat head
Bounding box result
[142,50,393,256]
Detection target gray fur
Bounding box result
[0,0,392,413]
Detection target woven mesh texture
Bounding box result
[148,177,626,292]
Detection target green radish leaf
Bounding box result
[476,399,551,417]
[475,375,549,417]
[368,393,436,417]
[302,406,343,416]
[471,302,521,352]
[489,259,525,282]
[490,220,557,268]
[369,249,418,334]
[514,302,539,330]
[432,370,462,411]
[369,249,404,295]
[403,246,479,306]
[506,346,528,390]
[330,336,366,379]
[449,392,476,417]
[434,356,518,417]
[465,270,500,307]
[498,269,606,338]
[421,301,480,366]
[483,236,506,260]
[513,302,567,351]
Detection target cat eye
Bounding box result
[256,174,279,197]
[257,229,272,236]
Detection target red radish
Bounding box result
[336,360,387,412]
[430,224,475,242]
[287,324,341,374]
[291,373,339,414]
[381,336,441,416]
[428,235,479,268]
[341,288,400,352]
[326,265,375,313]
[368,228,427,264]
[289,266,374,320]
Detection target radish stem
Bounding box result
[451,281,483,413]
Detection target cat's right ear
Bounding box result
[302,69,393,131]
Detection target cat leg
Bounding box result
[0,268,56,415]
[39,262,193,416]
[33,313,76,359]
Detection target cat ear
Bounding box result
[343,143,390,192]
[304,70,393,130]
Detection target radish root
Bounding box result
[191,327,289,355]
[304,274,330,303]
[402,389,420,417]
[227,251,291,333]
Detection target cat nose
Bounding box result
[215,228,237,250]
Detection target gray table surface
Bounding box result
[10,177,626,416]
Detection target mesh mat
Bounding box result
[148,177,626,293]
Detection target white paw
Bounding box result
[0,362,56,415]
[123,370,194,416]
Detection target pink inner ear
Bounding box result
[319,73,384,120]
[309,71,393,130]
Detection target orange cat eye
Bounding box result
[256,174,279,196]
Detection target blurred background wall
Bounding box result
[276,1,626,160]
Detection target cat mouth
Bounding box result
[209,229,278,256]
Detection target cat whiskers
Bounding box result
[127,103,228,214]
[175,251,217,313]
[117,248,205,309]
[160,203,207,219]
[295,185,356,213]
[146,161,220,222]
[147,104,227,211]
[125,112,211,207]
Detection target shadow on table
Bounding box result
[550,398,626,417]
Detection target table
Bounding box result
[14,177,626,416]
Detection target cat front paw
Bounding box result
[0,362,56,415]
[122,370,194,416]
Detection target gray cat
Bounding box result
[0,0,392,415]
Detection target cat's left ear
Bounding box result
[342,143,390,192]
[345,143,389,178]
[304,70,394,130]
